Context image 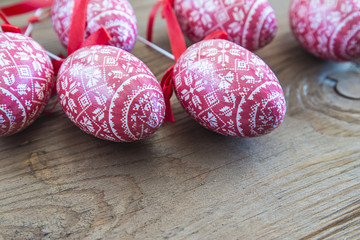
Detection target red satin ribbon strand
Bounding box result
[1,24,22,33]
[52,58,65,76]
[168,0,175,7]
[81,26,112,48]
[161,0,186,62]
[0,10,11,24]
[161,65,176,123]
[147,0,163,43]
[67,0,89,55]
[1,0,53,17]
[0,9,21,33]
[148,0,186,122]
[203,30,228,41]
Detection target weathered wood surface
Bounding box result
[1,0,360,239]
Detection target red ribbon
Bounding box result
[81,26,112,49]
[146,0,163,44]
[1,24,22,34]
[203,30,228,41]
[0,9,22,33]
[51,59,65,76]
[0,1,52,34]
[1,0,53,17]
[50,0,112,74]
[161,65,176,122]
[0,10,10,24]
[147,0,187,122]
[147,0,186,62]
[149,0,229,122]
[162,0,186,62]
[67,0,89,55]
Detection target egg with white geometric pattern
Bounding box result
[173,39,286,137]
[57,45,165,142]
[290,0,360,61]
[173,0,277,51]
[51,0,137,51]
[0,32,54,137]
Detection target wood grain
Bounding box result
[1,0,360,239]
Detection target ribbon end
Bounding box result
[164,103,175,123]
[81,26,112,48]
[1,24,21,33]
[161,65,176,123]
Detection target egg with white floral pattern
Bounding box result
[51,0,137,51]
[173,39,286,137]
[0,32,54,137]
[57,45,165,142]
[290,0,360,61]
[173,0,277,51]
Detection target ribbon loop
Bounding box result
[147,0,186,62]
[147,0,163,43]
[148,0,187,122]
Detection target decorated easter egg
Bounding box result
[51,0,137,51]
[290,0,360,61]
[0,32,54,137]
[173,0,277,51]
[57,45,165,142]
[173,39,286,137]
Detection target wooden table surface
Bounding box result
[1,0,360,239]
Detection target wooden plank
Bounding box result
[1,0,360,239]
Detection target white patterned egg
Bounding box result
[173,0,277,51]
[290,0,360,61]
[173,39,286,137]
[57,45,165,142]
[51,0,137,51]
[0,32,54,137]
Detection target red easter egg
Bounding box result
[173,0,277,51]
[290,0,360,61]
[0,33,54,137]
[57,45,165,142]
[173,39,286,137]
[51,0,137,51]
